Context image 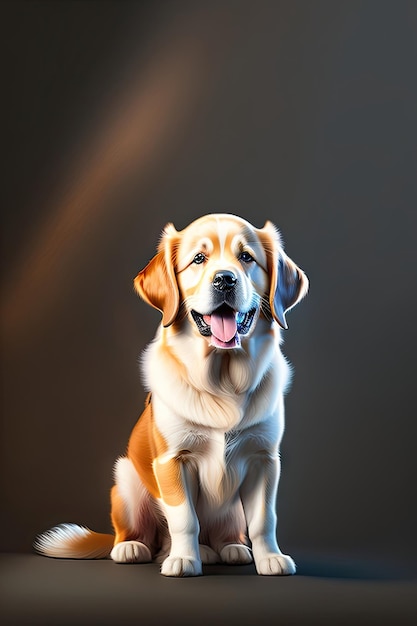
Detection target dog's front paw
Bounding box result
[220,544,253,565]
[111,541,152,564]
[161,556,202,577]
[256,553,296,576]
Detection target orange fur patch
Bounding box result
[111,485,132,544]
[127,399,160,500]
[127,396,186,506]
[153,456,185,506]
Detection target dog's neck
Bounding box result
[142,317,282,431]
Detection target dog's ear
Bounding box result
[134,224,180,327]
[258,221,309,329]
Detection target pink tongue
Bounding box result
[203,309,237,342]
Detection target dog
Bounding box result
[34,213,308,576]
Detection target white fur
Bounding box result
[215,215,228,259]
[113,457,147,534]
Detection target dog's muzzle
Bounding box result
[191,304,258,349]
[190,270,259,349]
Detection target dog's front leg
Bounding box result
[154,455,202,577]
[240,454,296,575]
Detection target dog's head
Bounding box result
[134,214,308,349]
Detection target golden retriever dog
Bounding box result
[35,213,308,577]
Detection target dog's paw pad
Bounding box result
[199,544,219,564]
[111,541,152,564]
[256,553,296,576]
[161,556,202,577]
[220,544,253,565]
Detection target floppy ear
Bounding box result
[259,221,309,329]
[134,224,180,327]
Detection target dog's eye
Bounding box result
[193,252,206,265]
[239,251,254,263]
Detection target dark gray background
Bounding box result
[1,1,417,624]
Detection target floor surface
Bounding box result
[1,552,416,626]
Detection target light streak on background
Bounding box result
[2,8,215,341]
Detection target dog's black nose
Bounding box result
[212,270,237,292]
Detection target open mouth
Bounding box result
[191,304,257,349]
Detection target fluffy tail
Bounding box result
[34,523,114,559]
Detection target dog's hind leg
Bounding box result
[110,457,157,563]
